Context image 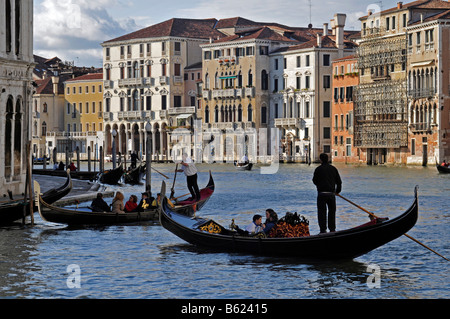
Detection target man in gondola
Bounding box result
[176,153,201,202]
[312,153,342,234]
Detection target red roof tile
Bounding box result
[66,72,103,82]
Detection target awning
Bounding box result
[219,76,237,79]
[176,114,192,119]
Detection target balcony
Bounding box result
[104,80,113,89]
[274,118,300,128]
[211,123,234,130]
[235,88,244,98]
[118,78,144,87]
[159,76,169,85]
[202,90,211,100]
[173,76,183,84]
[245,87,255,98]
[410,122,432,133]
[103,112,113,121]
[408,88,436,99]
[167,106,195,115]
[117,111,143,120]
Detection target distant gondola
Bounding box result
[33,168,99,181]
[36,172,215,226]
[99,164,124,185]
[159,186,419,260]
[234,161,253,171]
[124,164,145,185]
[436,164,450,174]
[0,171,73,225]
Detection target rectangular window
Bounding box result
[392,16,396,30]
[296,56,301,67]
[204,51,211,60]
[403,13,407,27]
[305,76,310,89]
[323,101,330,118]
[85,102,89,113]
[146,96,152,110]
[305,101,310,118]
[411,138,416,155]
[174,63,181,76]
[92,102,96,113]
[306,55,310,66]
[174,95,182,107]
[284,58,287,69]
[386,17,390,30]
[274,59,279,70]
[323,75,331,89]
[161,95,167,110]
[323,54,330,66]
[174,42,181,52]
[296,76,301,90]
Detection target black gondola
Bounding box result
[33,168,99,180]
[36,173,215,226]
[159,186,419,260]
[124,164,145,185]
[99,164,124,185]
[234,161,253,171]
[436,164,450,174]
[0,171,73,225]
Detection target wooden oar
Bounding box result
[150,167,169,179]
[170,164,178,199]
[337,193,449,262]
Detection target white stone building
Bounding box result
[0,0,35,196]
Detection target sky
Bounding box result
[33,0,404,67]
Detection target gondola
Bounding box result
[234,161,253,171]
[124,164,145,185]
[99,164,124,185]
[0,171,73,225]
[170,171,215,216]
[159,186,419,260]
[35,172,215,226]
[33,168,99,180]
[436,163,450,174]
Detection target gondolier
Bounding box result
[312,153,342,234]
[176,153,201,202]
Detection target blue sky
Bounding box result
[33,0,403,67]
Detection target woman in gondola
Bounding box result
[263,209,278,234]
[112,192,125,214]
[124,195,138,212]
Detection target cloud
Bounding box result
[34,0,140,67]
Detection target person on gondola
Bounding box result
[111,192,125,214]
[69,162,77,171]
[151,193,161,208]
[91,193,111,212]
[312,153,342,234]
[137,192,152,211]
[130,151,138,169]
[239,154,249,165]
[57,161,65,170]
[441,160,449,167]
[176,153,201,202]
[263,209,278,234]
[124,195,138,212]
[245,214,265,234]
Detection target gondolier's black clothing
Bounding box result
[312,163,342,194]
[313,162,342,233]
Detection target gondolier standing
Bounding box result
[176,153,201,202]
[312,153,342,234]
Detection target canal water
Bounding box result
[0,163,448,299]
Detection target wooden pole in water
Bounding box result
[337,193,449,262]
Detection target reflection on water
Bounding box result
[0,163,449,298]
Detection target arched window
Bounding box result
[214,106,219,123]
[15,0,21,55]
[5,0,12,53]
[205,73,210,89]
[248,104,253,122]
[14,98,22,175]
[133,90,139,110]
[42,121,47,136]
[134,61,140,78]
[261,70,268,90]
[238,105,242,122]
[43,103,48,113]
[248,70,253,87]
[5,97,13,177]
[261,105,267,124]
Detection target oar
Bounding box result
[170,164,179,199]
[337,193,449,262]
[150,167,169,179]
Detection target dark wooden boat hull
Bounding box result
[0,172,73,225]
[234,162,253,171]
[99,164,124,185]
[159,187,419,260]
[33,169,98,180]
[124,164,145,185]
[437,164,450,174]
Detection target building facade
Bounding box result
[0,0,34,196]
[101,18,225,161]
[331,55,362,163]
[270,14,357,163]
[356,0,450,165]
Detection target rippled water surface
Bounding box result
[0,163,449,299]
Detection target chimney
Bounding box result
[317,33,322,47]
[330,19,336,35]
[397,2,403,9]
[43,70,48,79]
[334,13,346,58]
[323,23,328,36]
[51,76,59,95]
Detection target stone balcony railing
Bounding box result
[274,118,300,128]
[167,106,195,115]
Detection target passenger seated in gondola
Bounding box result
[441,160,449,167]
[57,161,65,170]
[137,192,154,211]
[91,193,111,212]
[151,193,161,208]
[124,195,138,212]
[263,209,278,234]
[239,155,249,165]
[245,214,265,234]
[69,162,77,171]
[111,192,125,214]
